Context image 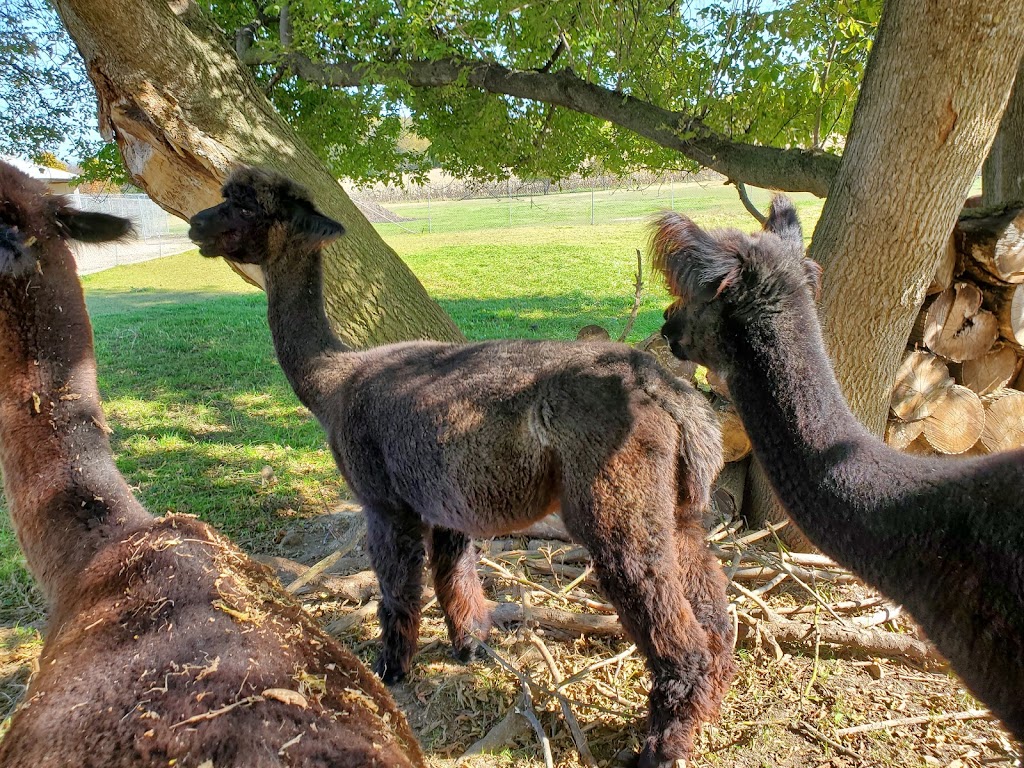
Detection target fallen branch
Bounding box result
[286,518,367,593]
[616,250,644,343]
[325,600,379,635]
[750,615,942,665]
[833,708,992,737]
[491,602,623,637]
[527,630,598,768]
[794,721,861,758]
[456,707,532,762]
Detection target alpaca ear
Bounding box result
[804,258,823,300]
[650,212,741,301]
[52,203,134,243]
[294,207,345,247]
[763,195,804,252]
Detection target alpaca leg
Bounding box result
[365,505,426,684]
[562,502,715,768]
[675,513,736,719]
[429,527,492,661]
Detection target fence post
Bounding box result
[508,178,513,228]
[427,186,432,234]
[670,180,674,210]
[591,185,595,225]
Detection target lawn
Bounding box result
[0,184,823,626]
[3,191,1012,767]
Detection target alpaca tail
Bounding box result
[634,353,723,511]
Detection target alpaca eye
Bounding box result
[239,206,257,218]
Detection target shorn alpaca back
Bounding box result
[331,338,722,526]
[653,197,1024,742]
[190,167,732,768]
[0,161,424,767]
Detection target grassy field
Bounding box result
[0,186,824,625]
[1,188,1013,766]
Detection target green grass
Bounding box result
[0,185,824,626]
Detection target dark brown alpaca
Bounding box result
[189,167,732,768]
[654,197,1024,742]
[0,161,425,768]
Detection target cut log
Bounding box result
[706,368,730,399]
[636,332,698,383]
[907,296,936,347]
[926,233,958,295]
[980,388,1024,452]
[982,283,1024,350]
[922,384,985,454]
[885,418,925,450]
[955,341,1021,395]
[923,282,1000,361]
[713,398,752,463]
[890,350,953,421]
[710,457,749,522]
[576,324,611,341]
[956,205,1024,285]
[902,436,937,456]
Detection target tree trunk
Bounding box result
[52,0,463,347]
[747,0,1024,545]
[983,55,1024,206]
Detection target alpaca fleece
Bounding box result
[0,160,424,768]
[654,196,1024,743]
[189,166,733,768]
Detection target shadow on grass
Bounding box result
[437,292,668,342]
[85,289,257,317]
[1,287,673,626]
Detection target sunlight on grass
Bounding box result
[0,182,824,626]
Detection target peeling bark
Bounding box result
[53,0,463,346]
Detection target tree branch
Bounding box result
[243,49,840,196]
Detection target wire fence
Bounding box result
[69,192,193,274]
[349,171,741,236]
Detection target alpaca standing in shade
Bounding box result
[0,161,424,767]
[190,166,732,768]
[653,197,1024,741]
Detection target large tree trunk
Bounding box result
[745,0,1024,547]
[52,0,463,347]
[983,56,1024,206]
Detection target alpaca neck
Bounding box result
[0,246,150,610]
[263,248,351,410]
[724,296,897,566]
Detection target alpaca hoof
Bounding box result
[635,744,684,768]
[451,638,486,664]
[373,655,407,684]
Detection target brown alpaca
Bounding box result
[0,161,425,767]
[654,197,1024,742]
[189,167,732,768]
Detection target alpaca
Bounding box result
[189,167,732,768]
[653,197,1024,741]
[0,161,425,767]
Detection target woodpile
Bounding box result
[886,206,1024,455]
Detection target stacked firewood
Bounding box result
[886,205,1024,455]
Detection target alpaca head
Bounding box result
[652,196,822,375]
[0,161,133,277]
[189,167,345,267]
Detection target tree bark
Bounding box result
[747,0,1024,544]
[52,0,463,347]
[983,55,1024,206]
[244,50,841,198]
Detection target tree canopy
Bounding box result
[0,0,99,158]
[214,0,879,193]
